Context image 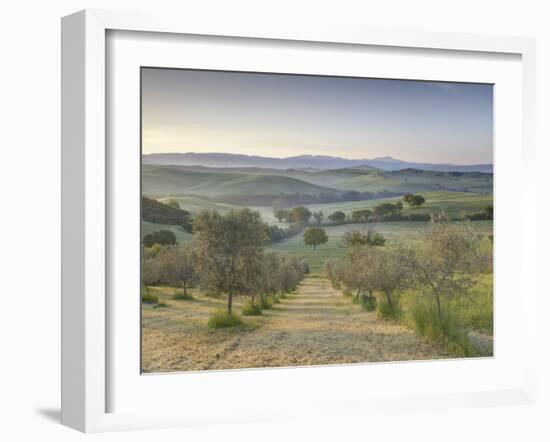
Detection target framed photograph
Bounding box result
[61,9,537,432]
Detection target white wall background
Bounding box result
[0,1,548,441]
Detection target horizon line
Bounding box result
[141,151,494,167]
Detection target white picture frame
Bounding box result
[61,9,537,433]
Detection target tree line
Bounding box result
[324,216,483,322]
[273,194,427,226]
[142,208,308,318]
[142,196,193,230]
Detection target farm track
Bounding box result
[205,276,450,370]
[142,276,451,372]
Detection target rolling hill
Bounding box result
[142,163,493,205]
[319,168,493,194]
[143,152,493,173]
[142,164,340,200]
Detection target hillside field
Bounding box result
[143,192,494,275]
[150,191,492,230]
[142,163,492,203]
[270,220,493,273]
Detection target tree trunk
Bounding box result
[313,243,317,250]
[183,280,187,296]
[356,288,361,302]
[434,292,442,321]
[385,291,393,308]
[228,288,233,314]
[369,290,373,301]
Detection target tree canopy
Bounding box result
[288,206,312,224]
[351,209,372,223]
[142,229,177,247]
[192,208,270,313]
[142,196,192,231]
[342,229,386,247]
[303,227,328,250]
[407,194,426,208]
[328,211,346,224]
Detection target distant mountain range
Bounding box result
[142,153,493,173]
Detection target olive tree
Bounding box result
[406,219,481,320]
[278,255,308,293]
[141,245,159,296]
[192,208,270,313]
[255,251,282,303]
[370,246,411,312]
[342,229,386,247]
[153,243,196,296]
[324,259,344,289]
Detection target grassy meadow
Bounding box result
[141,160,494,372]
[270,220,493,273]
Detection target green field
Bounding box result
[142,163,492,202]
[157,196,239,213]
[143,164,339,198]
[303,191,493,219]
[270,220,493,273]
[144,189,493,273]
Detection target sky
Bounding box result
[141,68,493,165]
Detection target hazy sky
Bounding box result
[142,68,493,164]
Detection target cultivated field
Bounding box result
[142,275,452,372]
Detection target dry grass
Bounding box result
[141,277,452,373]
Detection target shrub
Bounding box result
[241,301,262,316]
[271,295,281,304]
[260,297,273,309]
[410,302,475,357]
[361,296,377,312]
[208,310,243,329]
[154,301,168,308]
[142,292,158,304]
[377,299,401,320]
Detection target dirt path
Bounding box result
[205,276,450,370]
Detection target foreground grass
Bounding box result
[141,285,264,372]
[208,310,243,328]
[399,274,493,356]
[337,273,493,357]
